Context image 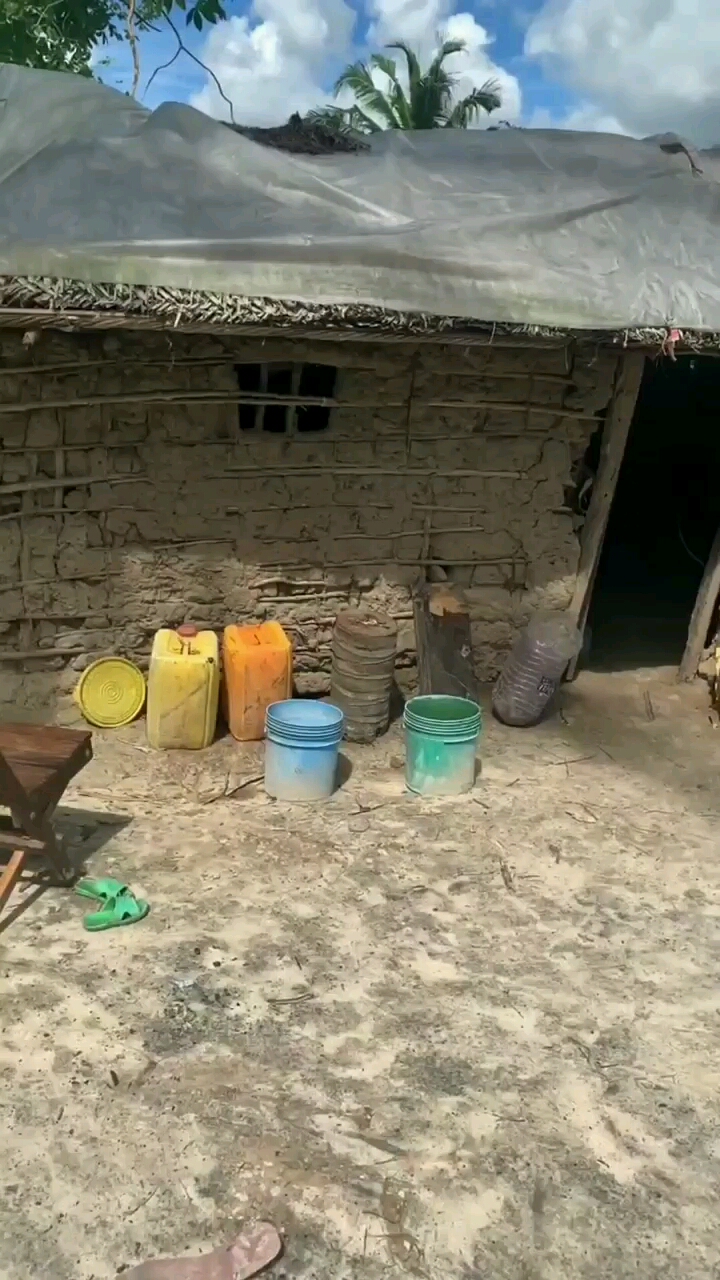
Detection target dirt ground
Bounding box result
[2,668,720,1280]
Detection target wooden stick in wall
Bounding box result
[0,474,143,496]
[0,390,602,420]
[219,466,524,478]
[0,355,577,384]
[0,430,553,456]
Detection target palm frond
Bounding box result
[306,104,381,135]
[345,105,384,134]
[419,39,465,125]
[370,53,413,129]
[386,41,422,90]
[318,38,503,134]
[334,60,401,129]
[442,80,502,127]
[305,106,357,135]
[427,38,466,79]
[370,53,398,81]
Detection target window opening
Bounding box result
[263,364,293,434]
[296,363,338,433]
[235,361,337,435]
[236,363,262,432]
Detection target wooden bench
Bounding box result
[0,723,93,915]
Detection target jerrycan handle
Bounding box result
[177,623,198,654]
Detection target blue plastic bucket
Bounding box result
[404,695,482,796]
[265,700,345,802]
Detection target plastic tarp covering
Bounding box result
[1,62,720,332]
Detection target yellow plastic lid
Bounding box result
[74,657,146,728]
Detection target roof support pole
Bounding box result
[566,350,646,681]
[679,523,720,681]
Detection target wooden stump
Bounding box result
[413,583,479,701]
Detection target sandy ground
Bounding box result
[1,668,720,1280]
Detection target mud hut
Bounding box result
[1,66,720,711]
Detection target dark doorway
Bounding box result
[586,355,720,671]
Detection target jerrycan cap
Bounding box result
[177,624,198,638]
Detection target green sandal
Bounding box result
[83,892,149,932]
[75,878,129,904]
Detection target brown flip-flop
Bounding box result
[123,1221,282,1280]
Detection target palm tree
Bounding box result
[307,40,502,135]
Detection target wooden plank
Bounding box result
[679,523,720,680]
[566,351,646,679]
[0,721,90,757]
[0,723,91,759]
[0,829,45,852]
[2,761,57,798]
[413,583,479,701]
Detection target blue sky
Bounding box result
[96,0,573,121]
[93,1,720,146]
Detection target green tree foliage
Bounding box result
[0,0,225,79]
[308,40,502,135]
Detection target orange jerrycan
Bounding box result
[222,622,292,741]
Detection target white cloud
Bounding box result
[442,13,521,122]
[527,102,625,135]
[190,0,356,125]
[191,0,520,128]
[367,0,453,50]
[525,0,720,145]
[366,0,521,121]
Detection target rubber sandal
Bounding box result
[124,1221,282,1279]
[83,892,149,931]
[75,877,129,904]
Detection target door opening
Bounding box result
[584,355,720,672]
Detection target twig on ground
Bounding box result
[126,1185,158,1218]
[200,773,263,803]
[266,991,314,1005]
[565,802,598,824]
[567,1035,592,1064]
[644,690,656,721]
[226,774,264,798]
[352,1132,408,1157]
[546,755,595,768]
[385,883,427,900]
[489,836,516,891]
[496,854,515,892]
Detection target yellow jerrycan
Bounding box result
[146,625,219,749]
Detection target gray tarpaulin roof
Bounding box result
[1,62,719,333]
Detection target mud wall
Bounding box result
[0,327,619,710]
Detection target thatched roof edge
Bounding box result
[0,275,717,352]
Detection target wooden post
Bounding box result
[566,351,646,680]
[413,583,479,701]
[679,523,720,681]
[0,850,26,917]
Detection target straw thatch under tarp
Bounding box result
[0,274,711,353]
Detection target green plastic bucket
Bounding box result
[404,695,482,796]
